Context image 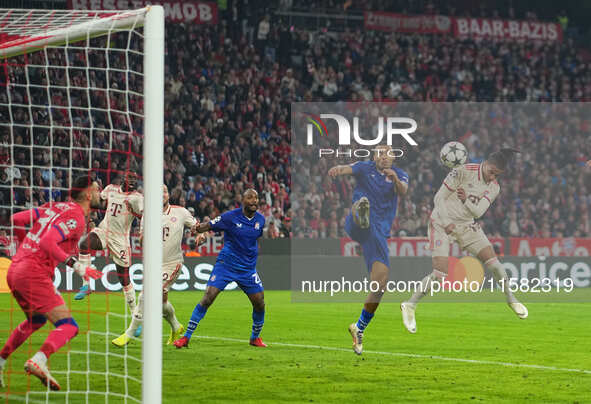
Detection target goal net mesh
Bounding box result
[0,8,148,403]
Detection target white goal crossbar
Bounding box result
[0,8,148,58]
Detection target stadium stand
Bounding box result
[1,0,590,241]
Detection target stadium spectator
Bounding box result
[185,240,202,257]
[1,3,589,243]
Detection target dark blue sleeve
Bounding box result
[351,161,368,178]
[396,168,409,185]
[210,211,232,232]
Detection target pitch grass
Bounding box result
[1,290,590,403]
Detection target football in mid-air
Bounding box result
[440,141,468,169]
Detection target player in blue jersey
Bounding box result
[328,145,409,355]
[174,189,267,348]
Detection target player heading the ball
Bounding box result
[401,148,528,334]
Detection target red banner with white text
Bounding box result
[454,17,562,42]
[68,0,218,24]
[509,238,591,257]
[364,12,452,34]
[364,11,562,42]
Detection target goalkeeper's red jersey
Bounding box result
[11,202,86,277]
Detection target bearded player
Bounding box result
[401,149,528,334]
[328,145,409,355]
[0,176,102,390]
[174,189,267,349]
[76,173,143,329]
[112,185,204,347]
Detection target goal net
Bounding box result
[0,7,164,403]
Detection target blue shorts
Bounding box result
[345,213,389,272]
[207,261,264,295]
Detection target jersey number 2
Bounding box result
[251,272,262,285]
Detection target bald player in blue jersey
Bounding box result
[328,145,409,355]
[174,189,267,348]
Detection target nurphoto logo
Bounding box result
[304,113,419,158]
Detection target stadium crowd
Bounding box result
[1,2,590,242]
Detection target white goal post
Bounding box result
[142,6,164,404]
[0,6,164,404]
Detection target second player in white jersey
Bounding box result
[93,183,143,267]
[76,173,142,331]
[138,197,197,294]
[159,204,197,267]
[429,163,500,257]
[112,185,202,347]
[432,163,500,227]
[401,149,528,334]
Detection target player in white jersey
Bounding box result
[401,149,528,333]
[111,185,204,347]
[75,173,143,315]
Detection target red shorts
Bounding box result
[7,263,65,316]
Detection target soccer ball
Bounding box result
[440,141,468,169]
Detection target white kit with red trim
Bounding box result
[432,163,500,227]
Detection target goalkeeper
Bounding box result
[0,176,102,391]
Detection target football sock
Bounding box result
[485,257,519,304]
[163,301,182,332]
[78,253,91,289]
[126,292,143,337]
[40,318,78,359]
[355,309,374,332]
[408,270,445,304]
[250,309,265,340]
[185,304,207,339]
[123,284,137,312]
[31,351,47,366]
[0,315,46,359]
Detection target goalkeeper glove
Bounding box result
[66,257,102,281]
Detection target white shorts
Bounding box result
[162,261,183,293]
[91,227,131,267]
[429,220,492,257]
